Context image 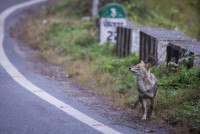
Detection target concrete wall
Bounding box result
[131,29,140,54]
[157,40,169,64]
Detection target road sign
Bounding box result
[100,3,127,44]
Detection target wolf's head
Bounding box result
[129,61,151,78]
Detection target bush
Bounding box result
[156,66,200,132]
[177,101,200,132]
[24,1,200,132]
[159,67,200,90]
[74,33,97,47]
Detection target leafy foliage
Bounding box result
[177,101,200,132]
[44,0,91,17]
[22,0,200,132]
[123,0,200,39]
[159,67,200,90]
[156,67,200,132]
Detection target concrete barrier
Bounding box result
[167,41,200,69]
[115,25,200,68]
[139,29,193,64]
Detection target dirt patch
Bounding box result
[8,2,177,134]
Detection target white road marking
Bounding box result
[0,1,122,134]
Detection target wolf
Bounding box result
[129,61,158,120]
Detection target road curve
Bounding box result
[0,0,141,134]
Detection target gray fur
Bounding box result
[129,62,158,120]
[137,74,158,99]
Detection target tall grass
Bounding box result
[21,0,200,133]
[124,0,200,39]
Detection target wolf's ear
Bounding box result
[145,63,151,70]
[141,60,145,64]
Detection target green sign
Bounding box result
[100,3,126,18]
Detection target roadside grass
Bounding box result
[123,0,200,39]
[20,0,200,133]
[21,12,140,107]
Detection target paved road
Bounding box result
[0,0,141,134]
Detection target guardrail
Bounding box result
[139,29,193,64]
[167,41,200,69]
[116,27,132,58]
[115,26,200,68]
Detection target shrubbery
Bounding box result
[22,0,200,133]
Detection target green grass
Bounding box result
[154,67,200,133]
[35,18,200,132]
[21,0,200,133]
[123,0,200,39]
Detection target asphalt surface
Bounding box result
[0,0,141,134]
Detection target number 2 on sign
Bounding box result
[107,31,117,42]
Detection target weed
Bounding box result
[124,0,200,39]
[176,101,200,133]
[66,72,80,78]
[21,0,200,133]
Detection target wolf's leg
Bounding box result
[150,98,155,118]
[141,98,147,120]
[151,91,158,118]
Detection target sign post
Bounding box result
[100,3,127,44]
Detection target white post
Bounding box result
[99,3,127,44]
[92,0,99,17]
